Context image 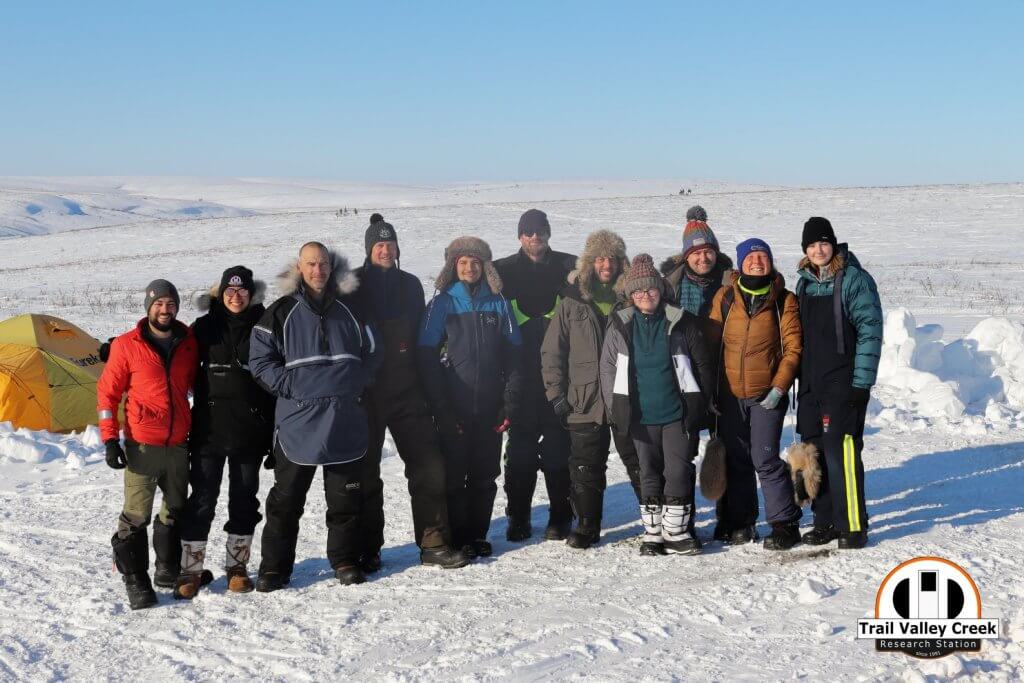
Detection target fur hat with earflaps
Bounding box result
[574,230,630,301]
[785,442,822,506]
[434,235,503,294]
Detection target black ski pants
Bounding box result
[441,416,502,547]
[179,444,262,541]
[568,422,642,530]
[259,446,363,577]
[797,391,869,533]
[361,398,450,555]
[503,401,571,522]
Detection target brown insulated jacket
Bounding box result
[708,272,802,400]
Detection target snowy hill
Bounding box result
[1,178,1022,679]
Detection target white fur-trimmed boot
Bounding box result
[639,499,666,556]
[662,499,702,555]
[225,534,254,593]
[173,540,207,600]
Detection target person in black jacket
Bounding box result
[173,266,275,599]
[346,215,469,571]
[494,209,578,542]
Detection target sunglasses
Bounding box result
[520,230,550,238]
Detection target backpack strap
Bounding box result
[833,268,846,355]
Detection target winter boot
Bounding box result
[543,470,573,541]
[504,484,534,541]
[802,525,839,546]
[471,539,492,557]
[838,531,868,550]
[420,546,471,569]
[334,564,366,586]
[255,571,289,593]
[566,518,601,550]
[111,530,157,610]
[152,517,181,588]
[639,498,664,556]
[173,540,207,600]
[359,552,382,574]
[727,525,759,545]
[763,523,801,551]
[662,500,702,555]
[225,534,255,593]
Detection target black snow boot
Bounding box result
[255,572,289,593]
[838,531,868,549]
[420,546,471,569]
[151,517,181,588]
[471,539,492,557]
[111,531,157,610]
[727,525,759,545]
[359,552,382,574]
[566,516,601,550]
[763,523,801,551]
[543,470,573,541]
[505,513,532,542]
[802,525,839,546]
[334,564,366,586]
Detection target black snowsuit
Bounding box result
[493,247,577,525]
[180,300,275,542]
[345,263,452,554]
[795,275,874,534]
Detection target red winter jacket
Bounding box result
[97,318,198,446]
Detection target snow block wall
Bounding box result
[873,308,1024,434]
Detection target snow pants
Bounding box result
[797,391,869,533]
[259,446,363,576]
[503,400,571,523]
[568,422,642,532]
[719,394,801,527]
[360,398,451,554]
[629,421,694,504]
[118,442,189,537]
[441,416,502,547]
[179,444,262,542]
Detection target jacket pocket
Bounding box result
[568,380,599,414]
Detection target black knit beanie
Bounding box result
[802,217,838,251]
[517,209,551,237]
[218,265,256,296]
[364,214,399,257]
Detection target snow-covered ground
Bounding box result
[1,178,1023,680]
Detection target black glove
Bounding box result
[850,386,871,407]
[684,395,707,433]
[551,396,570,420]
[104,439,126,469]
[98,337,115,362]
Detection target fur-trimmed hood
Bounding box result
[276,249,359,298]
[434,235,503,294]
[571,229,630,302]
[193,279,267,312]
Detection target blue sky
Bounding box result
[1,2,1021,185]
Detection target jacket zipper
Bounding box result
[164,337,181,447]
[739,307,752,398]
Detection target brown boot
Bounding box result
[226,565,254,593]
[173,540,207,600]
[225,534,254,593]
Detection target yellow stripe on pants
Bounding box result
[844,434,861,532]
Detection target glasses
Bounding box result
[631,288,660,299]
[224,287,248,299]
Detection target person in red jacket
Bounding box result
[97,279,199,610]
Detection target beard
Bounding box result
[149,316,173,332]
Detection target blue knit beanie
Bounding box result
[736,238,773,269]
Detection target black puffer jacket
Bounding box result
[190,288,275,454]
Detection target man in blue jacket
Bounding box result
[249,242,379,590]
[418,236,522,558]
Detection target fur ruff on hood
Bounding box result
[193,280,267,312]
[434,235,503,294]
[276,249,360,298]
[571,229,630,301]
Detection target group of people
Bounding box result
[96,206,882,611]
